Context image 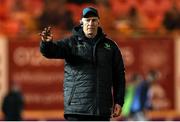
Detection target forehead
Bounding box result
[82,17,99,21]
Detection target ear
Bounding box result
[80,20,83,25]
[97,20,100,25]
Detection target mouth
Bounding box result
[88,28,95,29]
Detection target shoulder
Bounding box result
[104,37,120,49]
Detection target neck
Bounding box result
[85,33,96,38]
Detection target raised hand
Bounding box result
[39,26,53,42]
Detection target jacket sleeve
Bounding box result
[40,38,71,59]
[112,43,126,107]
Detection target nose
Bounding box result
[88,20,94,25]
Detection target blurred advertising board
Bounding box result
[8,36,175,110]
[9,40,64,110]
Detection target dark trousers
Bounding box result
[65,114,110,121]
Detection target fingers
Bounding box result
[41,26,51,36]
[112,112,119,117]
[44,26,51,36]
[39,26,53,42]
[111,104,122,118]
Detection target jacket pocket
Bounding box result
[68,86,76,105]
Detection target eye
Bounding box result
[86,19,91,22]
[92,19,97,22]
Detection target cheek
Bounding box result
[83,23,88,28]
[94,22,99,28]
[83,25,88,33]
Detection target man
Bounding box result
[2,84,24,121]
[39,7,125,121]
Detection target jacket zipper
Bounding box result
[93,38,102,115]
[93,38,101,65]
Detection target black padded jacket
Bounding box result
[40,25,125,118]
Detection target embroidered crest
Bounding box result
[104,43,111,50]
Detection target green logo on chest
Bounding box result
[104,43,111,50]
